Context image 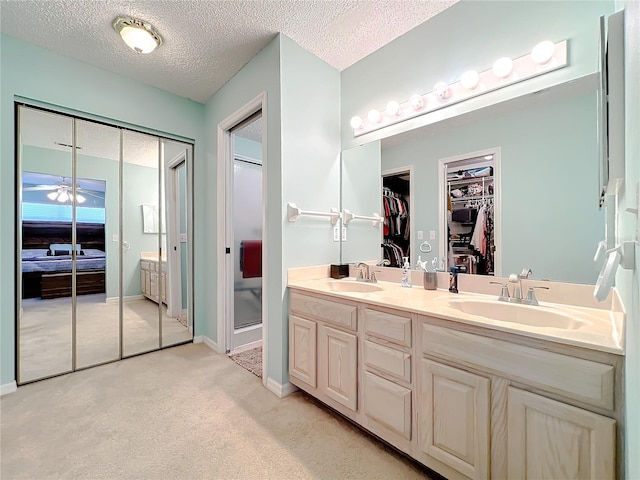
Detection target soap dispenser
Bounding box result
[401,257,412,288]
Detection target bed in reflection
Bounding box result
[21,221,106,299]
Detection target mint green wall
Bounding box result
[280,35,341,381]
[617,2,640,478]
[205,34,341,384]
[382,89,603,284]
[1,34,205,386]
[203,35,282,370]
[341,1,614,149]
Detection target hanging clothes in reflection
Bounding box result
[381,240,404,267]
[468,201,495,275]
[382,186,410,263]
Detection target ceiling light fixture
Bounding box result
[350,39,568,137]
[113,16,162,54]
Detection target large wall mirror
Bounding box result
[341,76,604,285]
[16,105,194,384]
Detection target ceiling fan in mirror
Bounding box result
[22,173,104,204]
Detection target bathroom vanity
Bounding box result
[288,273,624,479]
[140,253,167,304]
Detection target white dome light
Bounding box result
[350,116,363,129]
[409,94,424,110]
[493,57,514,79]
[460,70,480,90]
[113,16,162,54]
[531,40,556,65]
[386,101,401,116]
[434,82,450,100]
[367,109,382,123]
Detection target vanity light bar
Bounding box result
[350,40,568,137]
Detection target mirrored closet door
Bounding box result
[16,105,194,384]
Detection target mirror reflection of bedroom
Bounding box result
[17,105,193,384]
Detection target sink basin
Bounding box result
[325,281,384,293]
[448,298,589,330]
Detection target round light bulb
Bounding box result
[57,191,69,203]
[492,57,514,79]
[47,191,58,201]
[367,109,382,123]
[350,116,363,129]
[386,101,401,116]
[531,40,555,65]
[460,70,480,90]
[409,94,424,110]
[120,26,159,54]
[434,82,450,100]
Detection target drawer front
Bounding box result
[364,308,412,347]
[364,340,411,383]
[290,292,357,331]
[141,260,151,271]
[363,371,412,439]
[421,322,615,410]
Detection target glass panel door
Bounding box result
[75,119,120,369]
[122,130,161,356]
[18,106,74,383]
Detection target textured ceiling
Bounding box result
[0,0,458,103]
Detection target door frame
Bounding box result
[216,93,267,384]
[382,165,415,263]
[437,147,502,276]
[165,149,187,320]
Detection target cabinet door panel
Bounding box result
[420,359,490,480]
[363,371,411,439]
[507,387,615,480]
[319,324,357,411]
[289,315,317,387]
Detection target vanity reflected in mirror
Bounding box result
[341,75,604,285]
[16,105,194,384]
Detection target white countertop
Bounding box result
[287,277,624,355]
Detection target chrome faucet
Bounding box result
[509,268,532,303]
[356,262,377,283]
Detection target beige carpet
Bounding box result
[229,346,262,378]
[0,343,439,480]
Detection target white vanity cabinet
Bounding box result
[289,291,358,418]
[287,288,621,480]
[140,259,167,304]
[417,316,619,480]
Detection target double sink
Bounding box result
[320,279,606,333]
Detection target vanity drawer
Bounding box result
[362,371,412,440]
[364,340,411,383]
[290,292,357,331]
[421,322,615,410]
[363,307,412,347]
[141,260,151,271]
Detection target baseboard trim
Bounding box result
[106,295,145,304]
[230,340,262,355]
[265,377,298,398]
[193,335,219,353]
[1,381,17,396]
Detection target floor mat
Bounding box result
[229,346,262,378]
